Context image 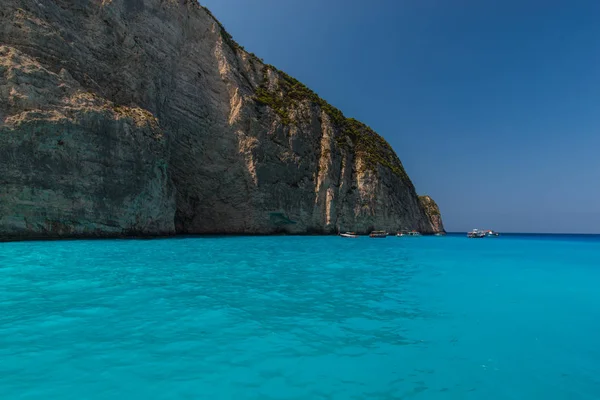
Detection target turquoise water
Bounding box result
[1,235,600,399]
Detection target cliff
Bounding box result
[0,0,444,239]
[419,196,444,233]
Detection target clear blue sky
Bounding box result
[200,0,600,233]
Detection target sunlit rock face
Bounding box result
[0,0,444,239]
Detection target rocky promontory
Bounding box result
[0,0,444,239]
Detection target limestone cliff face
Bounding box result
[0,46,174,239]
[419,196,445,234]
[0,0,444,238]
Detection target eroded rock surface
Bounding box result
[0,0,444,238]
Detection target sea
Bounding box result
[1,234,599,399]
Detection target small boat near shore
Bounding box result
[396,230,422,237]
[340,232,359,238]
[467,229,500,238]
[467,229,486,238]
[369,231,388,238]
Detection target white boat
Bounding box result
[340,232,359,238]
[485,230,500,237]
[467,229,485,238]
[369,231,388,238]
[396,230,422,237]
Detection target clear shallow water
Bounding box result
[1,235,600,399]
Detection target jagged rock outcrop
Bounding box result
[0,0,444,239]
[419,196,445,233]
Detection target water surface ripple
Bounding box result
[1,235,600,399]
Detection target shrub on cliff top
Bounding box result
[254,66,412,185]
[419,196,441,216]
[200,5,413,185]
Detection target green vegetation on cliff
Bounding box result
[255,66,412,185]
[419,195,441,216]
[200,3,412,185]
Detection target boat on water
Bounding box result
[396,230,421,237]
[467,229,486,238]
[434,232,446,236]
[369,231,388,238]
[485,230,500,237]
[340,232,359,238]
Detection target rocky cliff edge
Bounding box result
[0,0,444,239]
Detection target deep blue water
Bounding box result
[1,234,600,399]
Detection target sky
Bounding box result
[200,0,600,233]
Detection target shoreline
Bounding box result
[0,231,446,243]
[4,232,599,244]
